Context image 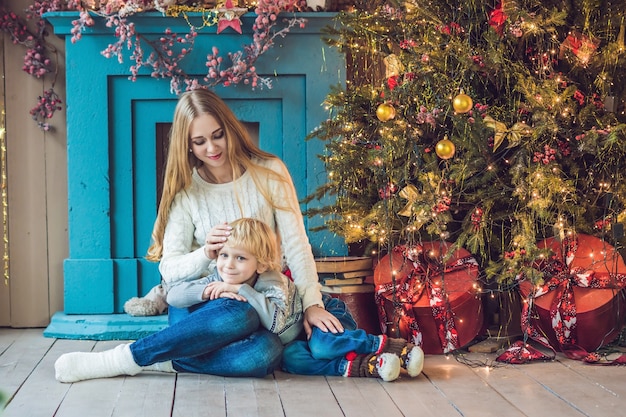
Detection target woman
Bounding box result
[54,88,343,382]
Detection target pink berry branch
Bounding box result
[1,2,64,130]
[3,0,310,130]
[74,0,309,94]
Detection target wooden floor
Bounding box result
[1,328,626,417]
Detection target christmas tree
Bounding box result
[307,0,626,286]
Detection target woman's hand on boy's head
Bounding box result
[204,222,232,259]
[303,305,344,339]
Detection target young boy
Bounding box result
[170,218,424,382]
[166,217,303,344]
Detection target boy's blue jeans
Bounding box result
[281,294,383,376]
[129,298,283,377]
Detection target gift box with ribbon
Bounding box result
[517,234,626,354]
[374,242,484,354]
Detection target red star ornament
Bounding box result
[217,0,247,34]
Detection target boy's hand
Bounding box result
[203,282,246,302]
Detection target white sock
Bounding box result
[142,361,176,373]
[54,343,142,383]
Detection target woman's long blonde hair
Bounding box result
[146,89,290,262]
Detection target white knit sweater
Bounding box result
[158,157,323,310]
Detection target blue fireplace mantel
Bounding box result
[43,11,346,339]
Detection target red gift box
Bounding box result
[322,285,382,335]
[518,234,626,353]
[374,242,484,354]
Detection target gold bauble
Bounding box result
[435,137,456,159]
[452,93,473,114]
[376,103,396,121]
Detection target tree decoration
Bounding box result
[216,0,247,34]
[452,92,473,114]
[435,136,455,159]
[376,102,396,121]
[383,53,404,78]
[559,30,600,65]
[483,116,531,152]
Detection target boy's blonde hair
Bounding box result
[226,218,282,273]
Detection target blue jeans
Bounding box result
[281,295,381,376]
[129,298,283,377]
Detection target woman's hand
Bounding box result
[303,305,344,339]
[203,222,232,259]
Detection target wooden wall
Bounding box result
[0,0,67,327]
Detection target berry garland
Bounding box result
[0,0,310,130]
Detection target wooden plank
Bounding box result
[557,354,626,397]
[274,371,344,417]
[225,375,284,417]
[2,338,95,417]
[466,355,583,415]
[173,373,227,417]
[514,355,626,415]
[53,340,174,417]
[380,368,465,416]
[42,22,69,320]
[56,375,129,417]
[0,28,7,327]
[4,0,50,328]
[326,376,404,417]
[0,327,21,349]
[111,373,176,417]
[419,354,526,417]
[0,329,55,401]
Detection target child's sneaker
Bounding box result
[344,352,401,382]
